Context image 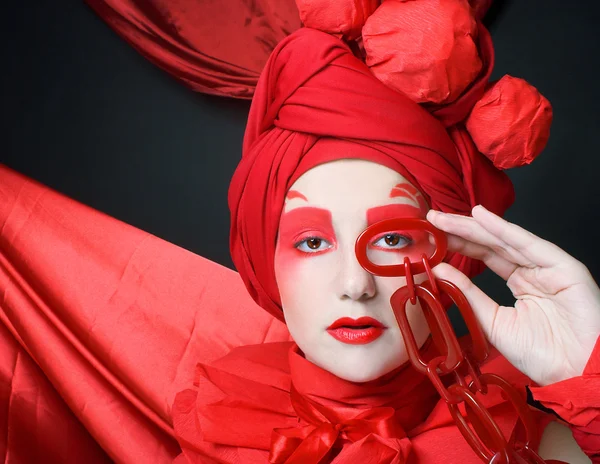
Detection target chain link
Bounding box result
[393,253,546,463]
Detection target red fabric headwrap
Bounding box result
[228,28,514,322]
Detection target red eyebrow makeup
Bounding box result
[286,190,308,202]
[278,207,336,245]
[390,183,418,198]
[366,204,423,226]
[389,183,428,213]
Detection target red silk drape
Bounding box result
[84,0,301,99]
[0,165,290,462]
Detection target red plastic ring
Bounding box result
[355,218,447,277]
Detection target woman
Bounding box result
[1,4,599,464]
[170,26,600,463]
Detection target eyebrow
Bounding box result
[286,190,308,202]
[367,204,424,226]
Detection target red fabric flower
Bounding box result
[466,75,553,169]
[295,0,380,40]
[362,0,482,104]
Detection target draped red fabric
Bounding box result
[0,165,290,462]
[84,0,301,99]
[0,322,111,463]
[228,27,514,322]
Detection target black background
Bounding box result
[3,1,600,329]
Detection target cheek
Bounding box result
[274,246,335,331]
[274,245,304,293]
[274,240,338,296]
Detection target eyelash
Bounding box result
[370,232,413,251]
[294,236,333,254]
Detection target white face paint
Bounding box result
[274,159,434,382]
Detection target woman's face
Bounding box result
[274,159,434,382]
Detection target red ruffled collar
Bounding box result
[172,341,537,463]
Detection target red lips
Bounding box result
[327,317,384,330]
[327,317,386,345]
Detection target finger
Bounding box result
[471,205,573,268]
[430,263,501,343]
[427,209,533,268]
[427,210,498,247]
[444,233,518,281]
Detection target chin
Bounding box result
[313,351,404,383]
[333,366,395,383]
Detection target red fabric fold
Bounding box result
[530,335,600,462]
[269,386,411,463]
[0,322,111,463]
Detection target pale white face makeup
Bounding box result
[274,159,433,382]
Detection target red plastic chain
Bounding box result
[355,218,549,464]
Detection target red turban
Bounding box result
[228,28,514,322]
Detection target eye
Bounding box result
[295,237,333,253]
[372,233,412,250]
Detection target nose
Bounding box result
[338,245,377,301]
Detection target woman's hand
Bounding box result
[426,205,600,386]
